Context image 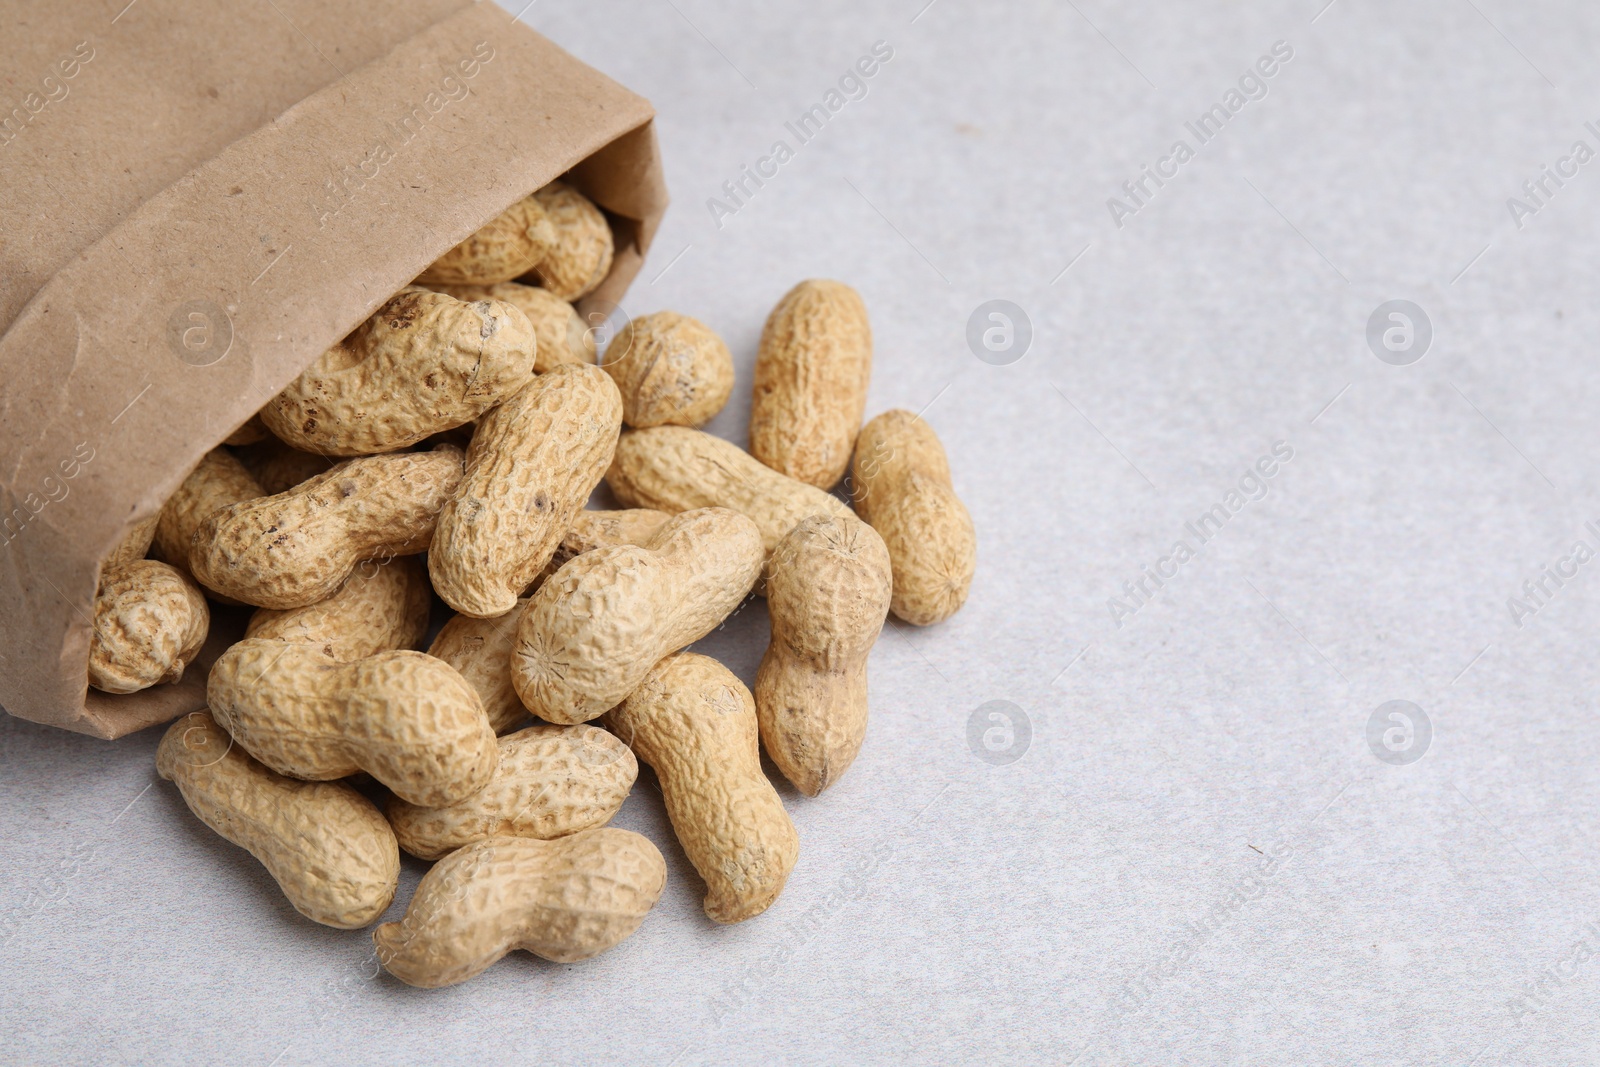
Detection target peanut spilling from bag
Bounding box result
[852,409,976,625]
[152,448,265,597]
[373,828,666,988]
[112,246,979,990]
[527,180,614,301]
[191,445,463,609]
[415,192,558,286]
[387,724,637,860]
[261,288,535,457]
[429,365,623,618]
[207,638,497,807]
[428,281,594,371]
[749,279,872,489]
[157,711,399,929]
[603,311,734,428]
[608,653,798,923]
[512,507,763,724]
[89,560,209,694]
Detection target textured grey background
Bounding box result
[5,0,1600,1063]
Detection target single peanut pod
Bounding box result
[429,366,622,618]
[373,828,666,988]
[529,508,674,592]
[232,436,338,495]
[853,410,976,625]
[524,180,613,301]
[607,653,797,923]
[603,311,734,428]
[104,512,160,570]
[428,603,529,735]
[545,508,672,576]
[512,508,764,725]
[416,192,558,286]
[260,287,536,456]
[152,449,265,602]
[157,711,399,929]
[191,446,463,610]
[387,725,637,860]
[89,560,210,694]
[207,638,497,807]
[245,556,431,661]
[607,426,853,578]
[756,514,891,796]
[429,281,593,371]
[224,414,271,446]
[749,279,872,489]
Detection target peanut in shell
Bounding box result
[157,711,399,929]
[748,279,872,489]
[191,445,464,610]
[373,828,666,988]
[415,193,557,286]
[260,287,535,457]
[429,365,622,618]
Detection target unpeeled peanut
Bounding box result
[224,414,271,446]
[429,509,680,731]
[428,603,531,735]
[429,281,593,371]
[89,560,210,694]
[245,556,430,661]
[157,711,398,929]
[430,365,622,617]
[233,436,336,495]
[261,288,535,456]
[606,426,853,577]
[603,311,734,428]
[152,448,265,601]
[607,653,798,923]
[525,180,613,301]
[105,512,160,570]
[852,409,976,625]
[191,445,463,609]
[373,828,666,988]
[207,638,496,807]
[543,508,672,579]
[749,279,872,489]
[387,724,637,860]
[416,192,558,286]
[512,508,763,725]
[757,513,891,795]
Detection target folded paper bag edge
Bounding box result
[0,6,667,739]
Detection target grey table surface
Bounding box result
[6,0,1600,1063]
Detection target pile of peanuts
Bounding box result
[89,178,977,987]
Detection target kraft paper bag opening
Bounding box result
[0,0,669,738]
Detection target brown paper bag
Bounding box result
[0,0,668,738]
